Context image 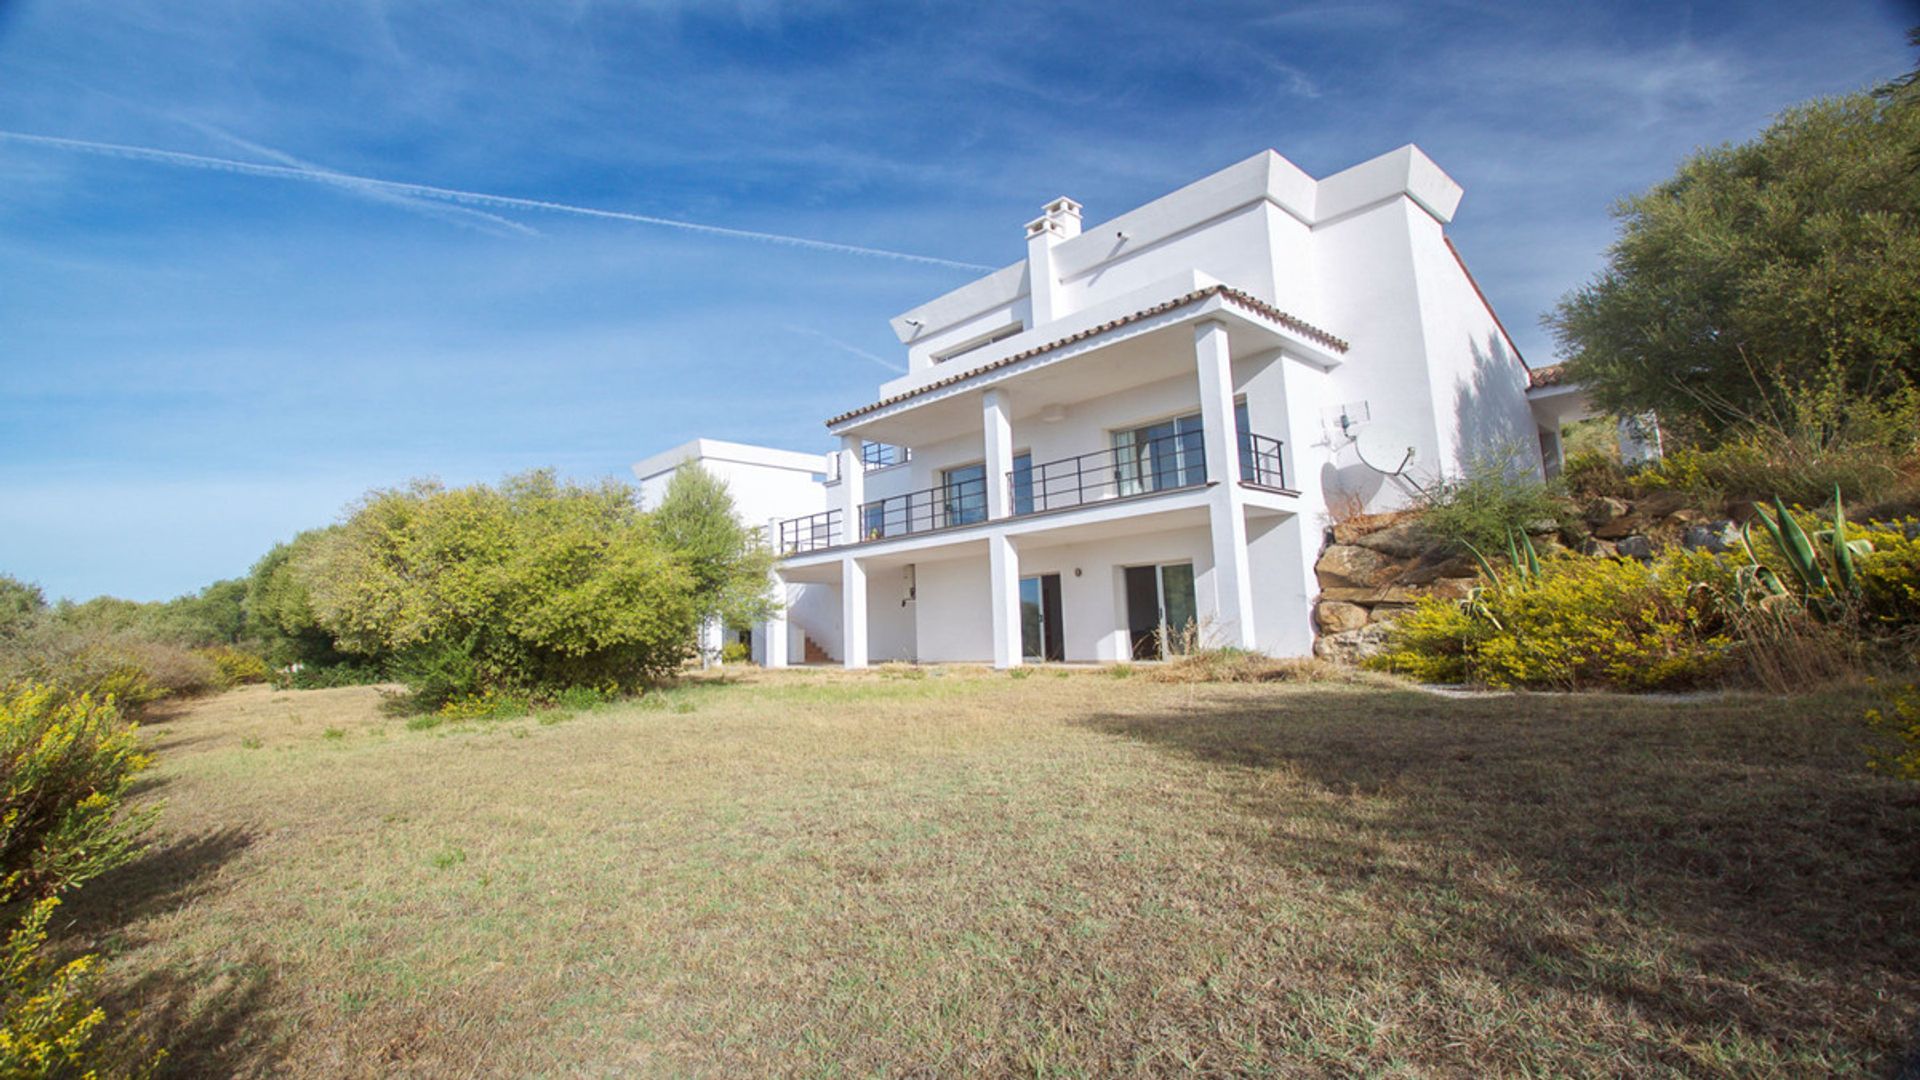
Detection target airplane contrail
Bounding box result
[173,118,540,238]
[783,325,907,372]
[0,129,994,271]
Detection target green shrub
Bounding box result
[279,662,386,691]
[552,685,615,712]
[1868,681,1920,781]
[431,688,533,725]
[719,640,750,665]
[1560,450,1629,500]
[0,684,157,902]
[1417,453,1572,554]
[1855,523,1920,633]
[244,528,355,670]
[1373,551,1741,690]
[0,625,222,707]
[0,577,46,643]
[0,685,160,1077]
[302,472,700,706]
[197,645,270,686]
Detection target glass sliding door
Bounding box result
[1113,412,1205,496]
[1019,574,1064,661]
[942,463,987,526]
[1123,561,1198,659]
[1158,563,1196,654]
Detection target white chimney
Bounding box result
[1024,196,1081,327]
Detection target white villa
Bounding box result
[635,146,1601,668]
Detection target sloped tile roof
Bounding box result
[827,285,1348,428]
[1529,363,1572,388]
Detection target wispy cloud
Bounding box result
[0,130,994,270]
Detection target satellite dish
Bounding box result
[1354,426,1416,477]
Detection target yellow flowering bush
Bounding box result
[0,684,159,1077]
[0,897,129,1079]
[1373,551,1740,690]
[194,645,270,687]
[1867,682,1920,781]
[1854,523,1920,633]
[0,685,157,902]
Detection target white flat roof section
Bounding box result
[630,438,830,484]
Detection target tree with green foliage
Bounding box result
[1547,84,1920,440]
[0,578,45,641]
[649,464,778,641]
[301,471,698,704]
[244,528,352,669]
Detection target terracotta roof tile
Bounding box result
[826,285,1348,429]
[1529,363,1572,388]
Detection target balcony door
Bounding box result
[1124,562,1197,660]
[1113,414,1205,496]
[942,463,987,527]
[1019,573,1064,661]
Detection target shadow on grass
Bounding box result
[112,951,278,1078]
[67,828,254,938]
[59,828,277,1074]
[1082,686,1920,1070]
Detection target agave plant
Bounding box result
[1740,485,1873,620]
[1457,528,1544,630]
[1461,528,1542,589]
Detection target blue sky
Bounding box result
[0,0,1913,602]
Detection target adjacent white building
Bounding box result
[637,146,1588,667]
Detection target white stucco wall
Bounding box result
[635,143,1541,666]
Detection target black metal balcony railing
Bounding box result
[777,509,842,555]
[856,474,989,541]
[1242,432,1286,489]
[1012,431,1209,515]
[774,429,1287,556]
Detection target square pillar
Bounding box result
[983,388,1014,520]
[1195,319,1256,650]
[836,435,865,543]
[764,575,790,669]
[988,533,1021,668]
[1194,319,1243,487]
[841,556,868,669]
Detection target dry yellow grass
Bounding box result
[65,669,1920,1076]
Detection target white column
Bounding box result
[1195,320,1243,487]
[841,556,868,669]
[1270,354,1331,658]
[988,533,1021,668]
[982,388,1013,520]
[764,570,789,669]
[836,434,864,543]
[1195,319,1256,650]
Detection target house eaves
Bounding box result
[829,284,1348,429]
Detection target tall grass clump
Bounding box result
[1416,449,1571,554]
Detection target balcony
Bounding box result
[775,509,842,555]
[1014,431,1286,514]
[770,430,1286,556]
[855,473,989,542]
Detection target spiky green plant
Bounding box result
[1740,485,1873,620]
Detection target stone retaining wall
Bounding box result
[1309,494,1755,663]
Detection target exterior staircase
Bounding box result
[802,635,835,665]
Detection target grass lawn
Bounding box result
[70,668,1920,1077]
